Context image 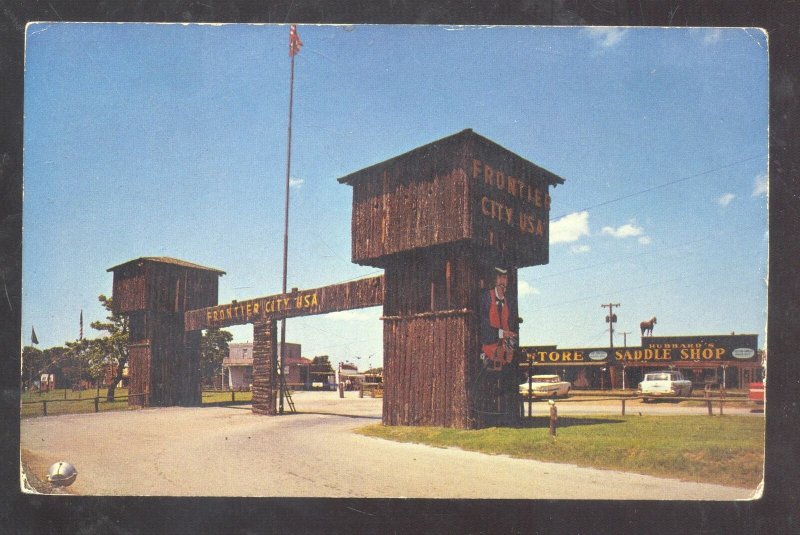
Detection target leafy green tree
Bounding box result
[66,295,128,401]
[21,345,46,388]
[42,346,68,386]
[311,355,333,372]
[200,328,233,386]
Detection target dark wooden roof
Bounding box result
[337,128,565,187]
[107,257,226,275]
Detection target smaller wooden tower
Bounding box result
[108,257,224,407]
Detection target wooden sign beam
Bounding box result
[184,275,384,331]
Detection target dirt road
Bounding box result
[20,392,759,499]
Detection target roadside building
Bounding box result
[521,333,763,390]
[223,343,254,389]
[338,362,365,390]
[223,342,304,390]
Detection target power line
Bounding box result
[528,267,721,313]
[549,153,766,221]
[529,235,710,282]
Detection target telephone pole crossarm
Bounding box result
[601,303,621,349]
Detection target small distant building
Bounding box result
[223,343,254,389]
[223,342,305,390]
[338,362,365,389]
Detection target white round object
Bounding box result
[46,461,78,486]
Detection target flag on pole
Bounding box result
[80,310,84,340]
[31,327,39,345]
[289,25,303,56]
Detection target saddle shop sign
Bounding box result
[522,334,759,364]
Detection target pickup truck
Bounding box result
[638,371,693,401]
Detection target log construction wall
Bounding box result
[339,129,562,269]
[251,320,277,415]
[109,257,223,407]
[341,130,563,429]
[381,254,521,428]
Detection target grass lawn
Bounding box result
[200,390,252,403]
[21,388,253,418]
[356,415,764,488]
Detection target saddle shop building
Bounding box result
[520,334,763,390]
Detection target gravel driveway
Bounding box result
[20,391,759,499]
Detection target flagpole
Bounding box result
[279,33,298,415]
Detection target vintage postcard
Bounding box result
[21,24,767,499]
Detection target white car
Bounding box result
[519,375,571,398]
[638,371,693,400]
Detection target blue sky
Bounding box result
[23,24,768,369]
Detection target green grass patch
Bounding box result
[200,390,253,403]
[21,388,136,418]
[356,415,764,488]
[21,388,253,418]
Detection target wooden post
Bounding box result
[94,397,99,413]
[339,382,345,398]
[359,383,364,398]
[231,390,235,403]
[707,399,713,416]
[528,369,533,417]
[621,398,626,416]
[251,320,278,415]
[549,400,557,437]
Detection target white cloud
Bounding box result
[571,244,591,254]
[518,280,540,296]
[601,220,643,239]
[586,27,626,48]
[289,177,304,188]
[703,29,722,45]
[753,173,768,197]
[717,193,735,207]
[327,310,374,321]
[638,236,652,245]
[550,211,590,244]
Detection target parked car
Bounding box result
[638,371,692,401]
[748,381,764,404]
[519,375,571,398]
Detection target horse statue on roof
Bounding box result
[640,317,657,336]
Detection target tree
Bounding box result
[311,355,333,372]
[21,346,46,388]
[67,295,128,401]
[200,328,233,386]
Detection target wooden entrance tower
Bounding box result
[108,257,224,407]
[339,129,564,429]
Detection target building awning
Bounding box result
[524,362,606,367]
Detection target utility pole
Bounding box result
[620,331,630,390]
[620,331,631,348]
[601,303,621,349]
[602,303,620,390]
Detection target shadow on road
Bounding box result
[290,411,382,420]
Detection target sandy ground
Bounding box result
[20,391,760,499]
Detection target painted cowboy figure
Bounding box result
[480,267,518,369]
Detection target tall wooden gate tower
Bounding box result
[108,257,225,407]
[339,129,564,428]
